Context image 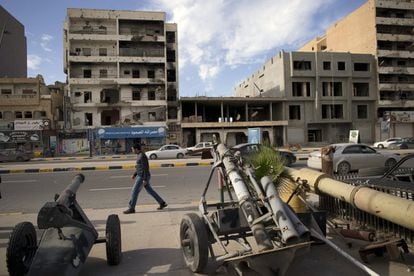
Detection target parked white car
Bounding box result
[186,142,213,155]
[146,145,187,160]
[373,137,402,149]
[307,143,400,175]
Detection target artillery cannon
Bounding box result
[6,174,122,276]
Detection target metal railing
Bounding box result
[320,174,414,244]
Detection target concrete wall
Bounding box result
[0,5,27,77]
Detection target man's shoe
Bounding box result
[123,209,135,214]
[157,202,168,210]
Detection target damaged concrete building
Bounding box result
[234,51,378,145]
[64,8,179,152]
[300,0,414,139]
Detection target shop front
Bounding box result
[0,130,43,154]
[95,127,166,155]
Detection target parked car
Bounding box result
[230,143,297,167]
[145,144,187,160]
[186,142,213,156]
[373,137,403,149]
[388,137,414,149]
[307,143,400,175]
[0,149,33,162]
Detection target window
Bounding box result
[322,104,343,119]
[147,70,155,78]
[289,105,301,120]
[84,91,92,103]
[22,89,35,95]
[132,70,140,78]
[357,105,368,119]
[308,129,322,142]
[99,48,107,56]
[322,82,342,96]
[342,145,361,154]
[85,113,93,126]
[292,82,311,97]
[1,89,11,95]
[167,69,176,82]
[148,90,155,100]
[293,61,311,70]
[99,69,108,78]
[132,90,141,100]
[167,50,176,62]
[323,62,331,70]
[15,111,22,119]
[82,48,91,56]
[124,70,130,75]
[133,112,140,121]
[166,31,176,43]
[24,111,32,118]
[39,111,47,117]
[354,63,370,71]
[83,69,92,78]
[148,112,156,121]
[397,60,406,66]
[0,112,2,119]
[353,83,369,97]
[337,62,346,71]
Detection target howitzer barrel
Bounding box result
[57,174,85,207]
[285,168,414,231]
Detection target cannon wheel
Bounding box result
[180,213,208,273]
[106,214,122,265]
[6,221,37,276]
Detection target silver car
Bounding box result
[145,144,187,160]
[307,143,400,175]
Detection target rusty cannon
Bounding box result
[179,144,320,275]
[6,174,122,276]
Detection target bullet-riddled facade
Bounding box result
[300,0,414,139]
[64,8,179,151]
[235,51,377,145]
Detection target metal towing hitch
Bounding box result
[6,174,122,276]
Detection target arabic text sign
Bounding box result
[96,127,166,139]
[14,120,50,130]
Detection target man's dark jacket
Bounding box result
[133,152,150,181]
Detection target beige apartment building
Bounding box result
[235,51,377,145]
[300,0,414,139]
[64,8,179,152]
[0,75,63,154]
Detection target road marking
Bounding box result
[3,179,37,183]
[90,185,166,191]
[109,174,168,179]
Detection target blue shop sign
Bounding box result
[96,127,166,139]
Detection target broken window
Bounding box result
[22,89,35,95]
[337,62,346,71]
[167,69,176,82]
[166,31,176,43]
[289,105,301,120]
[124,70,130,76]
[322,82,342,97]
[1,89,11,95]
[132,70,140,78]
[99,69,108,78]
[133,112,140,121]
[293,61,311,70]
[353,83,369,97]
[354,63,370,71]
[132,90,141,100]
[148,90,155,100]
[84,91,92,103]
[83,69,92,78]
[323,61,331,70]
[85,113,93,126]
[24,111,32,118]
[148,112,156,121]
[82,48,91,56]
[15,111,22,119]
[147,70,155,78]
[99,48,107,56]
[357,105,368,119]
[167,50,176,62]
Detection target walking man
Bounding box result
[124,143,167,214]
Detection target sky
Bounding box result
[1,0,367,97]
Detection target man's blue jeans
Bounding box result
[128,175,164,210]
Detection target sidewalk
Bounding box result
[0,204,413,275]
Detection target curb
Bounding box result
[32,155,133,162]
[0,161,215,175]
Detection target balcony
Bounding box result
[0,94,39,105]
[376,0,414,10]
[378,66,414,74]
[118,34,165,43]
[68,33,118,41]
[68,54,118,63]
[377,49,414,59]
[376,17,414,26]
[379,83,414,90]
[377,33,414,42]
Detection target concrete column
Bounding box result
[220,102,224,121]
[269,102,273,121]
[245,102,249,122]
[195,102,198,118]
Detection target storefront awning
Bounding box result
[96,127,166,139]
